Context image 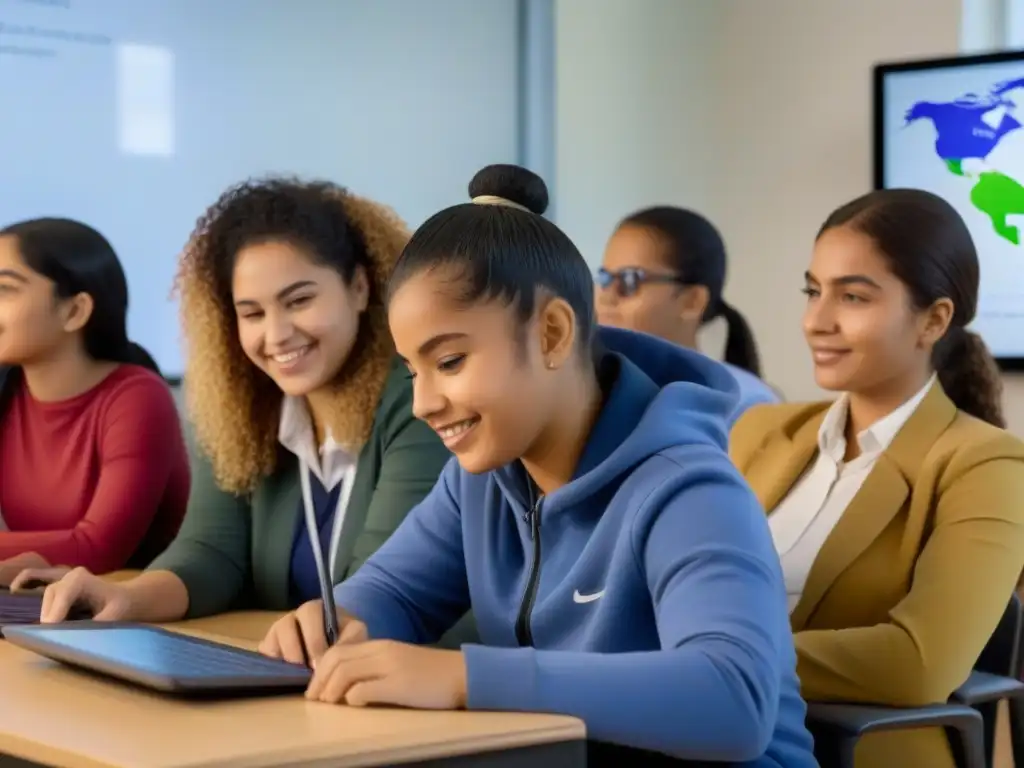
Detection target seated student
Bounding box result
[0,218,188,585]
[25,178,451,623]
[730,189,1024,768]
[597,206,780,417]
[258,166,817,767]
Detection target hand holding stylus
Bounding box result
[259,598,366,667]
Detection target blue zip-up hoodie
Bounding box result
[333,327,816,766]
[593,323,780,423]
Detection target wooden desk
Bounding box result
[165,611,282,647]
[0,626,584,768]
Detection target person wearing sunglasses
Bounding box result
[596,206,779,420]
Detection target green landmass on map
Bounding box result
[968,170,1024,246]
[910,84,1024,246]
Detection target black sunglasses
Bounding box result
[596,267,688,298]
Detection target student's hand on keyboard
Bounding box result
[0,552,51,587]
[9,566,72,592]
[36,568,133,622]
[306,641,468,710]
[259,598,367,667]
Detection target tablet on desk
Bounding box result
[3,623,312,696]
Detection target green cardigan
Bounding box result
[149,359,452,619]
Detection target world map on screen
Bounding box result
[906,77,1024,245]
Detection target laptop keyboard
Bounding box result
[0,592,90,628]
[0,593,46,625]
[158,638,305,677]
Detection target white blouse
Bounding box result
[768,376,936,612]
[278,395,356,492]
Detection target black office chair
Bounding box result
[807,594,1024,768]
[806,700,986,768]
[951,593,1024,766]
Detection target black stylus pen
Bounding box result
[322,577,340,647]
[304,468,345,651]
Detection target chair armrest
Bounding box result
[807,701,982,736]
[807,702,985,768]
[951,670,1024,706]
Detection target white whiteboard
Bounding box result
[0,0,520,376]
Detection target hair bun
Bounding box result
[468,164,549,216]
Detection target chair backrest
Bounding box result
[974,593,1022,678]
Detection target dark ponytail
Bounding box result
[719,300,763,377]
[618,206,764,377]
[819,188,1004,427]
[934,327,1004,427]
[120,342,162,376]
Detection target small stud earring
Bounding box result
[547,360,555,369]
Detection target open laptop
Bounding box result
[3,623,312,696]
[0,588,91,636]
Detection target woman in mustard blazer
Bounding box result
[731,188,1024,768]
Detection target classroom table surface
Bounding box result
[0,614,585,768]
[169,610,282,647]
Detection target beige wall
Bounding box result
[554,0,1024,434]
[554,0,720,266]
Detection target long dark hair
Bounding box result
[388,164,596,355]
[0,218,158,373]
[618,206,762,377]
[818,189,1003,427]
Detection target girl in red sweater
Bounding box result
[0,218,190,585]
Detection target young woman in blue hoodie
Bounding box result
[260,165,817,767]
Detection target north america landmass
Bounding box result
[906,76,1024,245]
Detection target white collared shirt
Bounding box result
[768,376,936,613]
[278,396,356,491]
[278,396,358,580]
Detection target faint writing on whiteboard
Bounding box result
[12,0,71,7]
[0,22,108,45]
[0,21,109,57]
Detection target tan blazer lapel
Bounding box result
[745,412,824,514]
[790,456,908,629]
[789,385,958,630]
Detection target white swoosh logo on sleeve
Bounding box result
[573,589,605,604]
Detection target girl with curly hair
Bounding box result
[28,178,452,625]
[0,218,188,585]
[730,189,1024,767]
